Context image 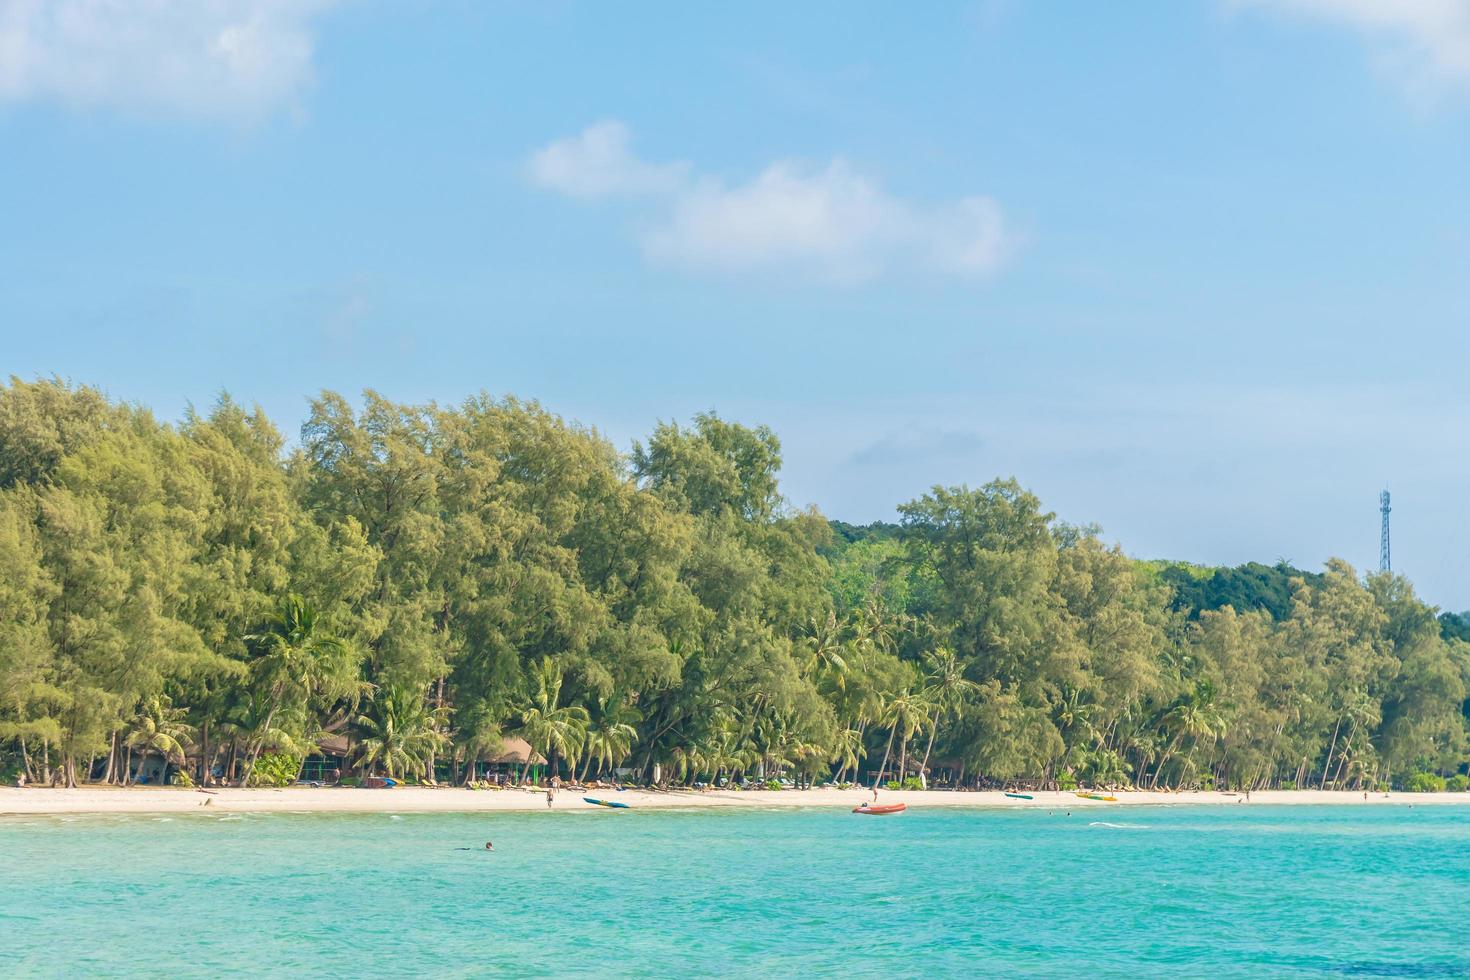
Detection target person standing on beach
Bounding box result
[871,785,879,803]
[547,785,555,808]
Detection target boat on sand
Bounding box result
[584,797,631,809]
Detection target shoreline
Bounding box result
[4,786,1470,816]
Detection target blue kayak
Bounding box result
[583,797,630,809]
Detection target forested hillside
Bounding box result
[2,378,1466,792]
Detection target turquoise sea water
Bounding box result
[3,804,1469,977]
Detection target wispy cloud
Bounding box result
[0,0,338,119]
[527,120,1014,283]
[848,427,986,468]
[1235,0,1470,100]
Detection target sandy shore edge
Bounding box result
[4,786,1470,815]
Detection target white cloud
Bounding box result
[0,0,337,119]
[527,120,1013,283]
[1236,0,1470,97]
[525,119,688,199]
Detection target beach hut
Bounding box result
[300,734,350,783]
[473,737,544,784]
[450,737,546,785]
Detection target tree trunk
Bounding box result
[1319,715,1343,790]
[458,748,474,787]
[426,676,445,782]
[919,711,940,785]
[103,730,118,785]
[1151,735,1182,789]
[1330,721,1358,790]
[198,721,210,787]
[239,703,279,787]
[874,726,897,787]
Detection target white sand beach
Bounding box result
[4,785,1469,815]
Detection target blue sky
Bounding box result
[3,1,1469,606]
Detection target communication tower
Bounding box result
[1379,490,1391,573]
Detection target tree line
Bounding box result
[1,378,1466,792]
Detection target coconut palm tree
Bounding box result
[1082,746,1130,788]
[854,598,904,657]
[575,695,641,782]
[354,685,450,780]
[804,610,850,689]
[917,647,978,781]
[1150,682,1226,788]
[700,723,754,787]
[581,716,639,782]
[872,690,932,786]
[890,691,933,785]
[830,727,866,784]
[517,658,589,783]
[666,743,706,786]
[1119,715,1162,787]
[221,691,313,784]
[123,696,193,785]
[239,594,356,786]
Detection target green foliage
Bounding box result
[1404,772,1447,793]
[354,685,449,780]
[886,776,923,790]
[1439,611,1470,643]
[249,752,300,788]
[1447,774,1470,792]
[1056,773,1078,791]
[1158,561,1323,621]
[0,378,1467,798]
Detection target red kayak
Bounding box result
[853,803,907,815]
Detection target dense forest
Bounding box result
[2,378,1467,793]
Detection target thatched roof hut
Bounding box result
[487,737,543,765]
[316,734,351,757]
